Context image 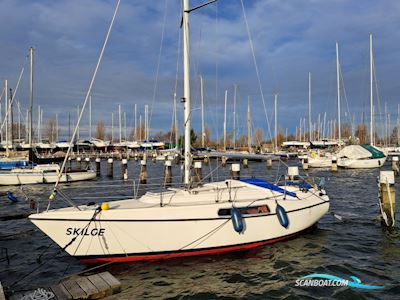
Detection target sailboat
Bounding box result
[0,48,96,185]
[308,43,342,168]
[337,34,387,169]
[29,0,329,264]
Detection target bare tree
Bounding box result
[95,120,106,140]
[355,123,368,144]
[46,118,56,143]
[253,128,264,145]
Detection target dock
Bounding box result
[9,271,121,300]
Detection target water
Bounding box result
[1,159,399,299]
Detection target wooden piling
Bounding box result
[122,159,128,180]
[68,157,72,170]
[379,171,396,227]
[392,156,399,176]
[302,157,309,170]
[287,166,299,181]
[76,157,81,170]
[107,158,114,178]
[204,155,209,165]
[221,156,227,167]
[164,160,172,184]
[140,160,147,184]
[95,158,101,176]
[0,282,5,300]
[194,161,202,182]
[331,155,338,172]
[266,159,272,169]
[231,163,240,180]
[85,157,90,169]
[243,159,249,168]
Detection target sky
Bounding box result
[0,0,399,141]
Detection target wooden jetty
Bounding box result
[10,271,121,300]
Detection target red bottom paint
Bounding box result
[79,226,315,264]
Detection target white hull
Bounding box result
[0,170,96,185]
[308,156,332,168]
[337,156,386,169]
[29,179,329,263]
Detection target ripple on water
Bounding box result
[1,161,400,299]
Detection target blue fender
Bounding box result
[276,203,289,228]
[7,191,18,203]
[231,207,244,234]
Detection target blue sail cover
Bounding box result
[240,178,296,197]
[0,160,29,170]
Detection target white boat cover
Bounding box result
[337,145,371,159]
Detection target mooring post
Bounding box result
[68,157,72,170]
[122,159,128,180]
[134,152,138,161]
[266,158,272,169]
[231,163,240,180]
[194,161,202,182]
[331,155,338,172]
[287,166,299,181]
[76,157,81,170]
[204,155,209,165]
[85,157,90,169]
[152,152,157,163]
[379,171,396,227]
[243,159,249,169]
[95,157,101,176]
[302,157,309,170]
[392,156,399,176]
[221,156,227,167]
[164,160,172,185]
[140,160,147,184]
[107,158,114,178]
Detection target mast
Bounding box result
[89,94,92,140]
[29,47,34,148]
[139,114,142,141]
[299,118,302,142]
[183,0,191,185]
[308,72,312,141]
[76,105,80,141]
[247,96,251,152]
[370,33,374,145]
[223,90,227,151]
[233,84,237,149]
[56,113,58,142]
[274,93,278,153]
[398,104,400,146]
[9,88,13,145]
[144,104,148,140]
[37,104,40,143]
[124,111,127,141]
[200,75,205,148]
[134,103,137,141]
[336,42,341,144]
[118,104,122,143]
[5,80,8,155]
[111,112,114,142]
[174,92,178,148]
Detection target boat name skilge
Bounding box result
[66,228,105,236]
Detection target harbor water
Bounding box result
[0,159,399,299]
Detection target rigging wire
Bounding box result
[148,0,168,140]
[51,0,121,199]
[0,55,28,133]
[240,0,273,144]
